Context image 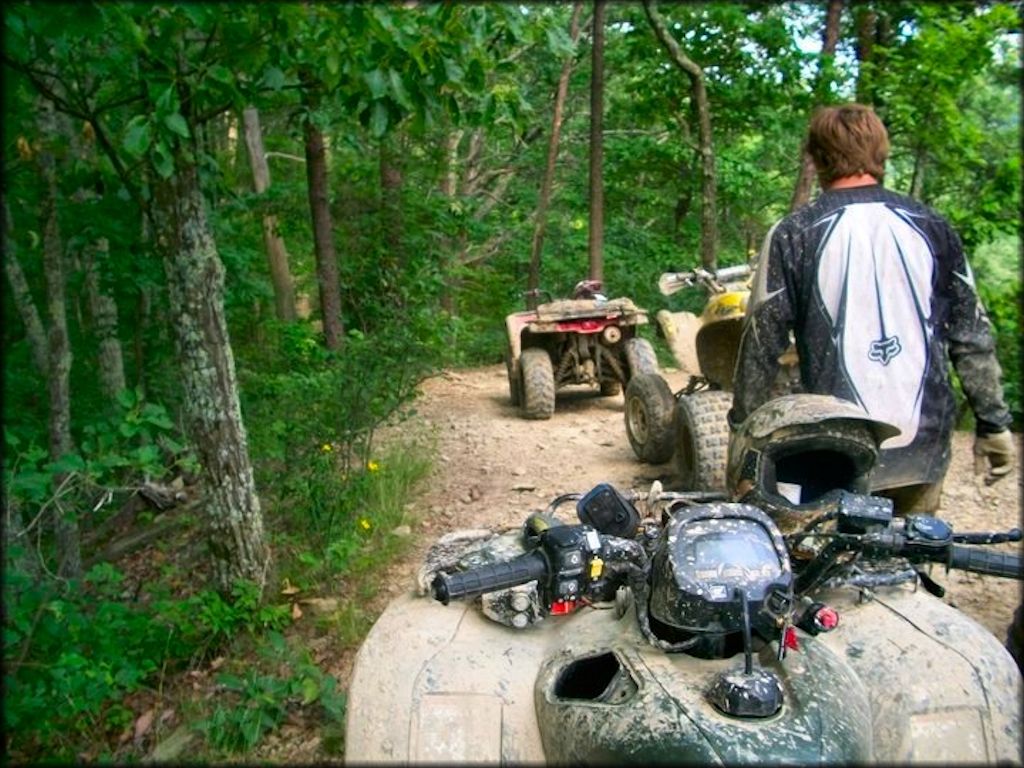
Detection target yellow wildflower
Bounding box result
[321,443,333,453]
[359,518,372,531]
[367,460,380,472]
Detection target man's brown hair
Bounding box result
[805,104,889,186]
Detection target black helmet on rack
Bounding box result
[726,394,901,524]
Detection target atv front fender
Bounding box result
[655,309,701,375]
[344,592,548,764]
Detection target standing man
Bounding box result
[729,103,1015,513]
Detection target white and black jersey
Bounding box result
[731,184,1011,491]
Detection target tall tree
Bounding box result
[151,156,269,592]
[528,3,585,306]
[36,96,81,578]
[82,237,127,399]
[588,0,606,283]
[3,201,49,376]
[242,106,297,323]
[789,0,843,211]
[644,0,719,270]
[300,77,345,350]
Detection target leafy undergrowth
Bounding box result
[3,439,434,764]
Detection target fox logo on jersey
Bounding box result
[868,335,902,365]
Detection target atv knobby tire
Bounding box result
[624,338,658,379]
[625,373,676,464]
[674,390,732,491]
[520,348,555,420]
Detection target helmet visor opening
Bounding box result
[768,448,863,505]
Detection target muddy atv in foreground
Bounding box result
[625,264,798,489]
[345,477,1023,764]
[505,281,659,419]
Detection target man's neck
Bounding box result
[827,173,879,190]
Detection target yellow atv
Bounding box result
[624,264,798,489]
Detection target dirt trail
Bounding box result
[375,363,1021,645]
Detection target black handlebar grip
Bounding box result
[431,551,549,605]
[947,546,1024,579]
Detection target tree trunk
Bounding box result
[83,237,127,399]
[379,138,404,269]
[3,494,40,579]
[460,129,485,197]
[439,129,463,315]
[3,201,49,376]
[854,3,877,105]
[151,157,269,596]
[528,3,585,307]
[909,149,926,199]
[644,0,718,271]
[242,106,297,322]
[301,92,344,350]
[588,0,606,284]
[37,97,81,579]
[789,0,844,212]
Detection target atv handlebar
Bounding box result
[658,264,752,296]
[431,522,616,610]
[432,550,548,605]
[795,509,1023,592]
[431,485,1023,615]
[859,528,1023,579]
[947,546,1023,579]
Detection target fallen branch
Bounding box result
[82,502,198,570]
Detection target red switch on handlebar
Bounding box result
[813,605,839,632]
[796,602,840,636]
[550,599,578,616]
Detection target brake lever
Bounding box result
[951,528,1022,545]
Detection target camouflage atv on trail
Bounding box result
[345,395,1024,764]
[504,281,658,419]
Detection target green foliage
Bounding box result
[274,438,434,583]
[3,392,196,571]
[2,555,286,761]
[198,631,345,755]
[971,235,1021,424]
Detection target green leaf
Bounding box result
[262,66,287,90]
[50,453,86,475]
[216,672,244,691]
[155,85,177,115]
[300,676,319,705]
[134,444,162,466]
[123,118,152,157]
[117,389,137,409]
[208,64,234,84]
[152,142,174,179]
[369,101,388,137]
[443,58,464,84]
[141,404,174,430]
[364,69,387,99]
[388,69,412,110]
[163,113,190,139]
[466,58,486,91]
